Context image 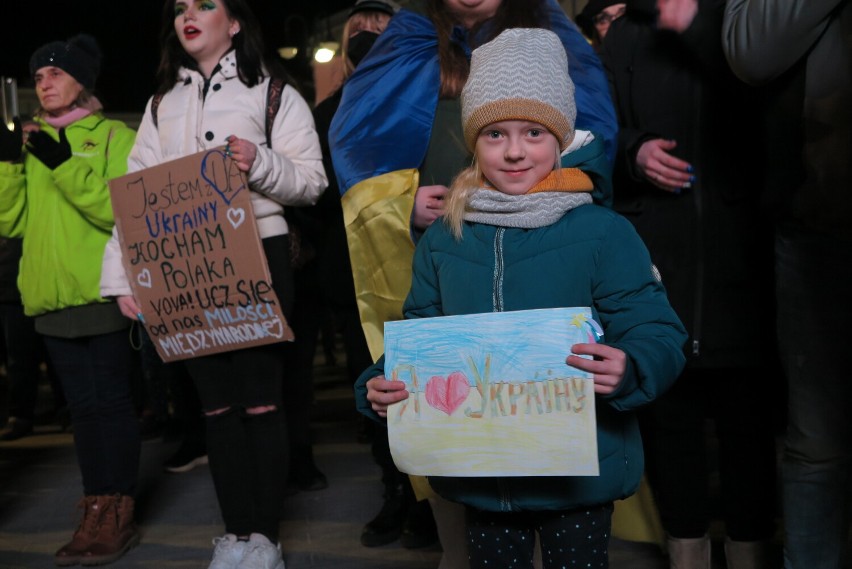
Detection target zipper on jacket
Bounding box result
[690,85,704,360]
[493,229,512,511]
[691,160,704,358]
[498,478,511,512]
[492,228,505,312]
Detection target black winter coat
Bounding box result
[306,88,358,312]
[601,0,775,369]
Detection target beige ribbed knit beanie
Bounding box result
[461,28,576,151]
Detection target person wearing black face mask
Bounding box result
[289,0,441,553]
[346,30,381,68]
[280,0,401,501]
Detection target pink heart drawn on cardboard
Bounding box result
[200,149,245,206]
[425,372,471,416]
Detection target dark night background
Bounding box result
[0,1,354,115]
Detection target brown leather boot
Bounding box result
[54,496,108,566]
[80,494,140,566]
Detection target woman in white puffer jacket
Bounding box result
[99,1,326,568]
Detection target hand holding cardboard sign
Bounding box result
[224,134,257,173]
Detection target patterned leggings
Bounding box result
[466,503,612,569]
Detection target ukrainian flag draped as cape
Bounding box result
[329,0,617,362]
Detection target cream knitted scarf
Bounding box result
[463,168,593,229]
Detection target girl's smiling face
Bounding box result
[174,0,240,72]
[476,120,560,195]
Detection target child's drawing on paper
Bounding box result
[384,308,600,477]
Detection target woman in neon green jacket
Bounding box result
[0,34,140,566]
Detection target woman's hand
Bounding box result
[366,374,409,418]
[224,135,258,173]
[26,128,72,170]
[117,295,142,321]
[635,138,694,193]
[412,185,448,230]
[566,343,627,395]
[656,0,698,33]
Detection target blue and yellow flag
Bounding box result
[329,0,617,360]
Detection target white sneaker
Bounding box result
[209,534,247,569]
[239,533,285,569]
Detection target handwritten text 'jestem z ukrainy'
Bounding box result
[121,156,284,357]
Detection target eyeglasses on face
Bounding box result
[594,5,626,26]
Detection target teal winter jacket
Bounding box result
[355,203,687,512]
[0,113,135,317]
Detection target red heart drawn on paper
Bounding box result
[425,372,470,416]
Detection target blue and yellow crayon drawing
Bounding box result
[384,307,600,477]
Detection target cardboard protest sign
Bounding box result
[108,147,294,362]
[384,307,601,477]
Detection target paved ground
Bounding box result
[0,349,735,569]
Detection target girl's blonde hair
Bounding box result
[443,161,483,240]
[442,140,562,240]
[341,11,393,80]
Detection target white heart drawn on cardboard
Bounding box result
[137,268,152,288]
[227,207,245,229]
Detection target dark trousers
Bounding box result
[0,302,43,421]
[43,330,140,496]
[642,367,777,541]
[139,329,202,445]
[282,259,322,451]
[466,504,612,569]
[182,235,293,542]
[776,227,852,569]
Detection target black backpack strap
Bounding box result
[265,77,285,148]
[150,93,164,129]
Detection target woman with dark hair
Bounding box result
[100,1,327,568]
[602,0,779,565]
[153,0,276,94]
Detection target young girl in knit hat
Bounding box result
[355,27,687,569]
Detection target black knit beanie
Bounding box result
[29,34,102,90]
